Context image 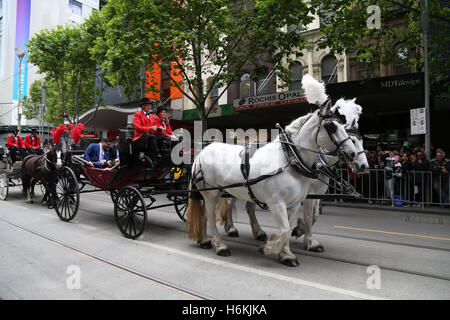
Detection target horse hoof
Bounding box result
[47,204,55,209]
[281,258,299,267]
[256,234,268,242]
[199,241,212,249]
[217,248,231,257]
[228,230,239,238]
[309,245,324,253]
[27,201,33,204]
[291,227,303,238]
[257,246,265,255]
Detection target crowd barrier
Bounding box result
[327,168,450,208]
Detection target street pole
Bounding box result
[422,0,431,160]
[41,85,47,143]
[15,48,26,136]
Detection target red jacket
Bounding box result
[6,134,23,148]
[133,110,157,141]
[24,134,41,148]
[152,116,173,136]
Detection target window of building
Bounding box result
[240,73,251,98]
[289,62,303,91]
[160,69,171,104]
[356,51,371,80]
[255,67,270,96]
[321,55,337,84]
[393,46,411,75]
[69,0,82,16]
[206,77,219,107]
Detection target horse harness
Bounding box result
[191,110,360,209]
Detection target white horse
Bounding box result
[219,104,368,246]
[186,101,357,267]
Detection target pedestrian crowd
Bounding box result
[336,143,450,208]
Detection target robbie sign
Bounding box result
[233,89,306,111]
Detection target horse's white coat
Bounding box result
[192,105,357,263]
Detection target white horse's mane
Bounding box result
[331,98,363,128]
[285,109,318,135]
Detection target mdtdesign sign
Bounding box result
[233,90,307,111]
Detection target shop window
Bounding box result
[240,73,251,98]
[289,62,303,91]
[69,0,82,16]
[321,55,337,84]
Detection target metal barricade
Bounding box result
[326,168,450,208]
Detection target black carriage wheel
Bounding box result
[54,167,80,222]
[0,173,8,201]
[114,186,147,239]
[174,193,188,221]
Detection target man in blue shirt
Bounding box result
[84,138,111,168]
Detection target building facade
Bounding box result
[0,0,99,145]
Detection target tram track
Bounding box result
[5,190,450,285]
[70,198,450,282]
[0,215,213,300]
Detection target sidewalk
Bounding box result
[322,201,450,216]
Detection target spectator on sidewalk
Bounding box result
[384,151,396,206]
[431,148,449,207]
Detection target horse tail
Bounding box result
[186,195,205,242]
[186,155,207,242]
[216,197,228,226]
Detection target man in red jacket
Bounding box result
[24,128,43,155]
[6,129,23,162]
[6,129,23,149]
[132,97,161,166]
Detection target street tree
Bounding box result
[96,0,315,132]
[27,21,106,126]
[309,0,449,94]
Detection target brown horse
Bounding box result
[21,145,61,206]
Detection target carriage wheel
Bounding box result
[174,194,188,221]
[114,186,147,239]
[0,173,8,201]
[54,167,80,222]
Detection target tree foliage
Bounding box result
[309,0,449,94]
[96,0,315,131]
[27,18,107,126]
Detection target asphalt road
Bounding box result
[0,185,449,300]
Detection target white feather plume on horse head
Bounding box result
[331,98,363,129]
[301,73,329,105]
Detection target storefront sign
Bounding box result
[81,133,98,138]
[410,107,426,135]
[233,90,307,111]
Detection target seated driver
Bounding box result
[132,97,161,167]
[84,138,111,168]
[24,128,43,155]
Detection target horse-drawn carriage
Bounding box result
[52,126,191,239]
[0,146,24,200]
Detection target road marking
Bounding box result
[335,226,450,241]
[138,241,387,300]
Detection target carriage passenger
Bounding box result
[24,129,43,155]
[152,104,175,151]
[106,137,120,170]
[84,138,111,168]
[132,97,161,167]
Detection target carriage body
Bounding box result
[52,127,191,239]
[0,146,25,200]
